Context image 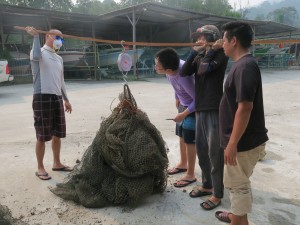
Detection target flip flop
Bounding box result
[189,189,212,198]
[173,179,197,188]
[52,166,73,172]
[200,199,221,211]
[167,167,187,175]
[215,211,232,223]
[35,172,51,180]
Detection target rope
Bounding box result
[14,26,300,47]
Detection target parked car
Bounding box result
[0,60,14,83]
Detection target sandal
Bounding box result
[167,167,187,175]
[200,199,221,211]
[173,179,197,188]
[215,211,232,223]
[35,172,51,180]
[189,189,212,198]
[52,166,73,171]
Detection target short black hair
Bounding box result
[222,22,253,49]
[155,48,179,71]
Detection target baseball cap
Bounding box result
[191,25,220,41]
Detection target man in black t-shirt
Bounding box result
[215,22,268,225]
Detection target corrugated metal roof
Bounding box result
[1,2,299,42]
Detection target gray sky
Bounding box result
[97,0,284,9]
[228,0,283,9]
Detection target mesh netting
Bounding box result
[0,204,27,225]
[50,84,169,208]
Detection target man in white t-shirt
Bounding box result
[26,27,73,181]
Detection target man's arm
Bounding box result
[197,39,228,76]
[224,101,253,166]
[180,76,195,113]
[61,66,72,114]
[181,50,198,77]
[26,27,42,61]
[61,83,72,114]
[197,49,228,76]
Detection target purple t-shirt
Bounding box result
[166,60,195,113]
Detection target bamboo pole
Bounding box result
[14,26,300,47]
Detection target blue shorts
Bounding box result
[175,105,195,144]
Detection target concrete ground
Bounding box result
[0,70,299,225]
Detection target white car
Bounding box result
[0,60,14,83]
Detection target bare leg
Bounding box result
[52,136,64,168]
[185,143,196,177]
[178,143,196,181]
[230,214,248,225]
[36,140,46,174]
[176,137,187,168]
[168,137,188,174]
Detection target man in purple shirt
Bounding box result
[155,48,197,187]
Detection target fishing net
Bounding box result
[0,204,27,225]
[50,84,169,208]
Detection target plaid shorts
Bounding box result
[32,94,66,142]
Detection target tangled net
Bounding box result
[0,204,27,225]
[50,84,169,208]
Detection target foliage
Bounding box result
[201,0,233,17]
[0,0,242,17]
[0,0,73,11]
[0,49,12,60]
[246,0,300,27]
[267,6,299,25]
[170,0,240,18]
[118,0,154,8]
[152,0,240,18]
[72,0,120,15]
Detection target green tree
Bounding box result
[102,0,119,13]
[73,0,100,14]
[118,0,155,8]
[201,0,235,17]
[159,0,240,18]
[160,0,204,11]
[255,14,265,21]
[0,0,73,11]
[73,0,118,15]
[267,7,299,25]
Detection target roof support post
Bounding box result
[132,8,137,80]
[127,8,140,80]
[252,25,256,55]
[92,22,99,80]
[295,34,299,61]
[188,19,192,42]
[0,11,4,51]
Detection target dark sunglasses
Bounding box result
[55,36,64,44]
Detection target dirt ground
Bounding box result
[0,70,299,225]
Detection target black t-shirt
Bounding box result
[182,49,228,111]
[219,54,268,151]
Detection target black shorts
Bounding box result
[32,94,66,142]
[176,125,196,144]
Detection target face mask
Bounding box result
[51,36,64,51]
